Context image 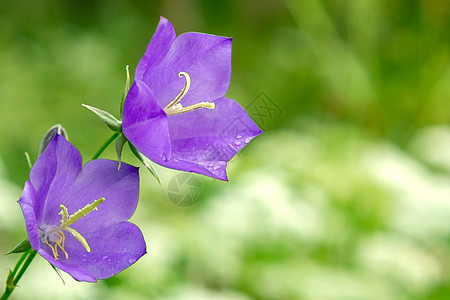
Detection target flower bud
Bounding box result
[38,124,68,156]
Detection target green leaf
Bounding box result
[49,263,65,285]
[82,104,122,132]
[128,142,161,184]
[115,134,128,171]
[6,239,31,255]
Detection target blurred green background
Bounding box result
[1,0,449,299]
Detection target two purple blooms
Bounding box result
[19,17,261,281]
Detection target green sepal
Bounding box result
[6,238,31,255]
[82,104,122,132]
[115,134,128,171]
[49,263,65,285]
[128,142,161,184]
[120,65,131,116]
[24,152,32,169]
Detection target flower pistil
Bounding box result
[163,72,215,116]
[40,197,105,260]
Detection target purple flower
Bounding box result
[122,17,262,180]
[18,135,146,282]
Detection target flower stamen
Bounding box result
[163,72,215,116]
[55,229,68,260]
[44,240,59,260]
[42,197,105,260]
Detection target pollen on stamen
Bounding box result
[43,229,68,260]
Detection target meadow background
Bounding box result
[0,0,449,299]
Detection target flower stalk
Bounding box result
[1,249,37,300]
[91,132,120,160]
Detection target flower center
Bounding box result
[163,72,215,116]
[39,197,105,260]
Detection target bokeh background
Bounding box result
[1,0,450,299]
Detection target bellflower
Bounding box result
[18,135,146,282]
[122,17,262,180]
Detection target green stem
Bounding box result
[13,251,37,287]
[1,250,37,300]
[11,250,29,278]
[91,132,120,160]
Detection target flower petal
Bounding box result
[60,159,140,231]
[38,248,96,282]
[30,135,82,226]
[141,32,232,108]
[18,181,40,250]
[39,221,146,282]
[123,80,171,161]
[154,98,262,180]
[135,16,176,81]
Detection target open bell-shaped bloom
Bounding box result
[122,17,262,180]
[18,134,146,282]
